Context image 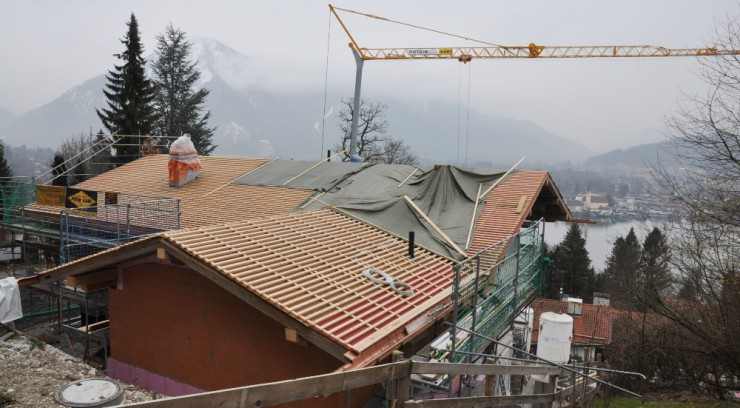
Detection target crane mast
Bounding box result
[328,4,740,162]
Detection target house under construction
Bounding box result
[8,146,574,406]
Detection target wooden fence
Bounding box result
[121,354,599,408]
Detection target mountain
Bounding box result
[0,37,593,164]
[602,127,666,152]
[0,107,15,129]
[0,75,106,147]
[583,141,679,168]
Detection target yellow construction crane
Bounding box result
[328,4,740,161]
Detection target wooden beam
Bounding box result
[411,362,562,376]
[122,361,411,408]
[156,247,170,261]
[480,157,525,198]
[158,240,352,363]
[66,268,117,287]
[402,393,556,407]
[18,238,158,287]
[403,195,466,257]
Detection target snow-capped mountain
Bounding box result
[0,37,593,164]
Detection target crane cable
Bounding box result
[320,8,332,160]
[331,6,505,48]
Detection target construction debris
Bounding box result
[0,327,158,407]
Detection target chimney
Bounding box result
[593,292,610,307]
[168,134,201,187]
[566,297,583,316]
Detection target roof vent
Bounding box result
[168,134,201,187]
[593,292,610,307]
[566,297,583,316]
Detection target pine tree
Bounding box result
[0,143,13,223]
[639,227,672,307]
[0,143,12,179]
[598,228,643,309]
[546,224,596,301]
[96,13,157,166]
[152,24,216,155]
[50,154,68,187]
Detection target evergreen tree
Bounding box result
[0,143,12,179]
[598,228,642,309]
[0,143,13,223]
[638,227,672,307]
[96,13,157,166]
[50,154,68,187]
[152,24,216,155]
[546,224,596,301]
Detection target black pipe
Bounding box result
[408,231,415,258]
[327,150,331,162]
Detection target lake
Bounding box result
[543,219,658,272]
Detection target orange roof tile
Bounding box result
[531,297,617,345]
[467,171,549,266]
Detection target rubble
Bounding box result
[0,329,158,407]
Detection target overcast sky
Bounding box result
[1,0,737,151]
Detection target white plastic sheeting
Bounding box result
[0,277,22,324]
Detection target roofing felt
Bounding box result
[531,297,617,345]
[236,159,366,190]
[294,163,508,260]
[72,155,314,228]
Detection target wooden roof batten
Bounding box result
[18,156,575,368]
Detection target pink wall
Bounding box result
[107,357,203,397]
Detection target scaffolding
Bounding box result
[60,195,180,263]
[0,134,182,367]
[449,219,545,364]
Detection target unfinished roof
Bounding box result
[291,164,510,260]
[467,171,570,268]
[73,155,314,228]
[26,209,454,359]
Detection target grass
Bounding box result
[594,396,739,407]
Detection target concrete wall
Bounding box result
[108,262,372,406]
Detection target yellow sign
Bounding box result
[439,48,453,56]
[65,187,97,214]
[68,191,95,207]
[36,185,66,207]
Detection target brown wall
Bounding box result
[109,262,350,395]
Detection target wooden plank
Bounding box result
[464,183,483,250]
[123,361,411,408]
[411,362,562,376]
[402,393,556,407]
[159,240,352,363]
[480,156,525,198]
[403,195,466,257]
[515,195,527,213]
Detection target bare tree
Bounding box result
[336,97,418,165]
[380,137,418,165]
[642,16,740,396]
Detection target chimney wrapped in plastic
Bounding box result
[168,135,201,187]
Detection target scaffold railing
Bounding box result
[449,219,545,364]
[60,196,181,264]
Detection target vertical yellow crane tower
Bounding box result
[328,4,740,162]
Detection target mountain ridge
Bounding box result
[0,37,594,165]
